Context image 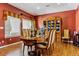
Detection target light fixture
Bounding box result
[36,6,40,10]
[46,4,50,7]
[57,3,61,5]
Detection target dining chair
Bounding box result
[44,29,50,40]
[36,30,53,56]
[36,29,50,44]
[22,29,36,56]
[50,30,56,54]
[22,29,28,38]
[62,29,70,43]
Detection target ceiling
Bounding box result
[9,3,79,16]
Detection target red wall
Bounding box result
[0,3,34,46]
[36,10,76,37]
[0,4,4,40]
[76,6,79,32]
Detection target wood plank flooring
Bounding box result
[50,41,79,56]
[0,41,22,56]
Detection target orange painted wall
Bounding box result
[0,4,4,40]
[36,10,76,37]
[76,6,79,32]
[0,3,34,46]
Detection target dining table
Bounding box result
[20,36,44,56]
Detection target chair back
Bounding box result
[47,30,53,49]
[22,29,28,38]
[44,29,50,41]
[51,30,56,46]
[63,29,69,38]
[28,29,32,38]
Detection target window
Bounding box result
[22,19,32,29]
[5,16,21,38]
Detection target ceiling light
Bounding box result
[36,6,40,10]
[46,4,50,7]
[57,3,61,5]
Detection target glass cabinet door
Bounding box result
[56,20,61,32]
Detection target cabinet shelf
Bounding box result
[43,17,61,32]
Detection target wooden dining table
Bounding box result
[20,36,44,56]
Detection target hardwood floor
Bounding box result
[50,41,79,56]
[0,41,22,56]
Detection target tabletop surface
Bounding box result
[20,36,45,42]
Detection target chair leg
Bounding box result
[39,50,42,56]
[41,49,44,56]
[43,49,46,56]
[47,49,49,56]
[51,46,53,55]
[45,49,47,55]
[52,45,54,55]
[52,45,54,53]
[49,47,51,55]
[36,50,39,56]
[36,49,40,56]
[23,44,25,56]
[27,46,29,51]
[49,46,52,56]
[50,45,52,55]
[37,49,43,56]
[50,43,54,55]
[30,46,32,51]
[43,50,45,56]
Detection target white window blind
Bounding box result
[22,19,32,29]
[5,16,21,38]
